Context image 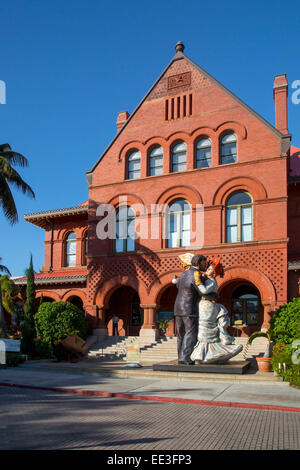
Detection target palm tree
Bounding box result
[0,143,35,224]
[0,258,11,338]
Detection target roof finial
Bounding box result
[175,41,185,53]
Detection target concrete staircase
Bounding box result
[87,335,269,364]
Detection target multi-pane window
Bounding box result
[127,150,141,179]
[171,141,187,172]
[149,146,163,176]
[115,206,135,253]
[195,137,211,168]
[231,284,259,326]
[220,133,237,164]
[167,199,190,248]
[226,191,252,243]
[65,232,76,267]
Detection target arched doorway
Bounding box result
[156,284,177,336]
[68,296,84,311]
[105,286,143,336]
[219,281,263,337]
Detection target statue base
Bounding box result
[153,360,251,375]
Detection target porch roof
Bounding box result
[12,268,88,286]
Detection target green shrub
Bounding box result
[271,342,300,387]
[33,338,52,359]
[34,301,88,349]
[6,352,24,367]
[269,298,300,344]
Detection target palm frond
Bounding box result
[248,331,270,345]
[0,174,18,223]
[4,167,35,198]
[0,150,29,167]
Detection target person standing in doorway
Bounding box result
[112,315,120,336]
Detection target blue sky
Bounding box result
[1,0,300,276]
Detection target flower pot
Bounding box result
[256,356,272,373]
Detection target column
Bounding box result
[261,302,273,332]
[139,304,159,341]
[86,304,108,340]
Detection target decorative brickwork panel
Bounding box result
[168,72,191,90]
[87,247,286,303]
[147,60,211,101]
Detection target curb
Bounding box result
[1,381,300,413]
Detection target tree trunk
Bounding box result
[0,288,8,338]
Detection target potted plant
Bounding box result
[158,320,169,337]
[248,330,274,372]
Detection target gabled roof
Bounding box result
[87,42,291,176]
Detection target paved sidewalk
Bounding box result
[0,359,300,410]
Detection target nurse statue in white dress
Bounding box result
[190,258,243,364]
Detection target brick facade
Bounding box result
[19,43,300,339]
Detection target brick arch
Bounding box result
[166,131,191,144]
[212,176,268,206]
[94,275,149,308]
[149,270,181,304]
[215,121,247,140]
[62,289,87,304]
[218,266,276,303]
[57,227,81,242]
[107,193,146,209]
[191,126,215,140]
[144,136,166,148]
[118,141,144,162]
[155,185,203,207]
[35,291,61,302]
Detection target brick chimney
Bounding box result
[116,111,130,133]
[273,74,288,134]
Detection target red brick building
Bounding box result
[15,42,300,340]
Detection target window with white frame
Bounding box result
[171,141,187,172]
[127,150,141,179]
[195,137,211,168]
[65,232,76,267]
[148,145,163,176]
[220,133,237,164]
[226,191,252,243]
[167,199,191,248]
[115,206,135,253]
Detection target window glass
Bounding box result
[221,133,237,164]
[149,146,163,176]
[167,199,190,247]
[171,141,186,172]
[65,232,76,267]
[195,137,211,168]
[127,150,141,179]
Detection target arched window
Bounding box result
[195,137,211,168]
[226,191,252,243]
[148,145,163,176]
[65,232,76,267]
[82,232,88,265]
[167,199,190,248]
[115,206,135,253]
[220,133,237,164]
[231,284,260,326]
[171,141,186,173]
[127,150,141,179]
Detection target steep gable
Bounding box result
[88,43,290,187]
